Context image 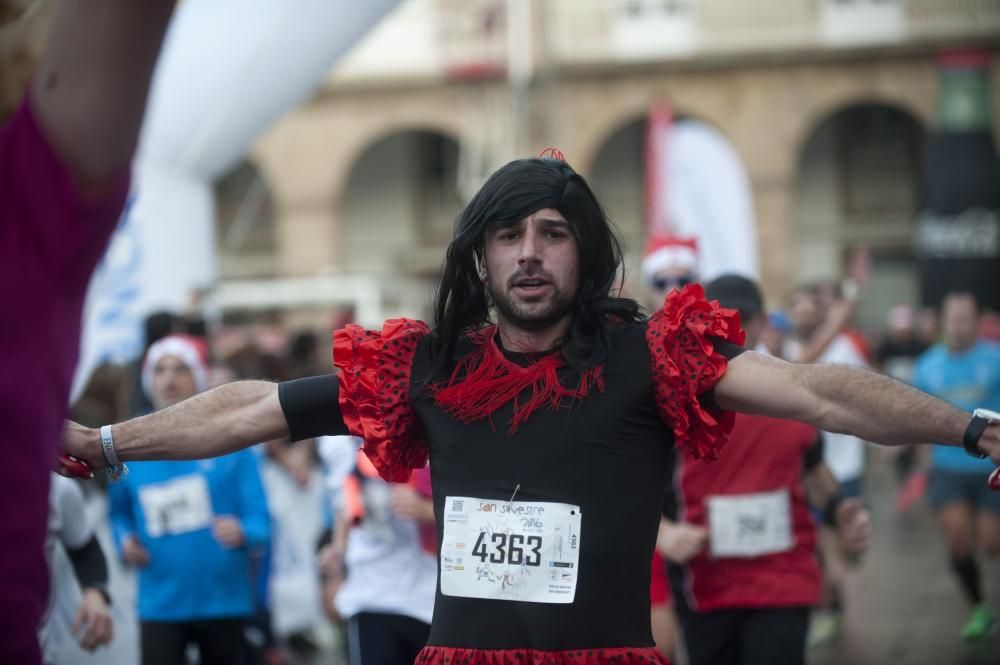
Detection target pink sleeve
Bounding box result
[646,284,745,460]
[0,97,130,284]
[333,318,431,482]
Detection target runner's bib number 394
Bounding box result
[440,496,581,603]
[707,489,792,558]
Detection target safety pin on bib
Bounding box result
[507,483,521,509]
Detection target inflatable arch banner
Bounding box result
[75,0,402,397]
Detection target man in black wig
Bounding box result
[62,155,1000,665]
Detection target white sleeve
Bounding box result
[51,475,94,550]
[827,335,869,369]
[317,435,361,495]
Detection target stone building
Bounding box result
[220,0,999,329]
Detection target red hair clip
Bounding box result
[538,146,566,161]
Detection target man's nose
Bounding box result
[518,230,541,266]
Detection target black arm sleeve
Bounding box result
[803,432,825,473]
[278,374,350,441]
[698,337,749,410]
[712,337,748,361]
[66,535,109,593]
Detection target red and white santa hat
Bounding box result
[142,334,210,398]
[641,234,699,284]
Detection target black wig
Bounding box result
[428,157,643,377]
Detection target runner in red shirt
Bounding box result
[661,275,871,665]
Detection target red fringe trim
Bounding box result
[429,326,604,433]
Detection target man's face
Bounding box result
[789,290,822,339]
[482,208,580,333]
[942,294,978,353]
[151,355,198,410]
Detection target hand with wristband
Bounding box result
[57,422,127,482]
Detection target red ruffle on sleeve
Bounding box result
[333,318,431,482]
[646,284,744,461]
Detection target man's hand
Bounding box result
[73,588,114,651]
[846,246,871,291]
[834,498,871,555]
[212,516,245,549]
[58,422,104,476]
[318,543,346,582]
[317,543,345,623]
[656,521,709,565]
[389,485,434,523]
[122,535,150,568]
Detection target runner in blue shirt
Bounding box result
[108,335,270,664]
[913,292,1000,641]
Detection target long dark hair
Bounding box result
[428,157,642,378]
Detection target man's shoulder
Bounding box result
[610,319,649,340]
[0,97,129,274]
[974,341,1000,361]
[607,320,654,362]
[913,344,945,377]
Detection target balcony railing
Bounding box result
[328,0,1000,85]
[548,0,1000,65]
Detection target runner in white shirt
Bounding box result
[317,435,437,665]
[788,284,871,646]
[40,474,114,664]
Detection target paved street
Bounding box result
[810,461,1000,665]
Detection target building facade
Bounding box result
[222,0,1000,327]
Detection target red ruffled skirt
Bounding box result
[416,646,670,664]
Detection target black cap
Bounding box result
[705,274,764,321]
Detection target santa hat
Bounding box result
[641,235,699,284]
[142,334,210,398]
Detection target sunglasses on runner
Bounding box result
[651,275,694,292]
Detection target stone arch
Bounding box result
[790,94,931,175]
[585,109,757,287]
[337,127,464,278]
[575,98,738,178]
[213,158,277,279]
[793,101,928,332]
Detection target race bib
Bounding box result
[138,475,213,538]
[707,489,792,558]
[440,496,581,604]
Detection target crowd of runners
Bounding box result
[3,2,1000,665]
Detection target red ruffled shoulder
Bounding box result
[646,284,744,460]
[333,318,431,482]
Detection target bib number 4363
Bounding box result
[472,532,543,567]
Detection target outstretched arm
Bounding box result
[31,0,177,189]
[63,381,288,470]
[714,351,1000,462]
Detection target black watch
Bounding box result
[963,409,1000,459]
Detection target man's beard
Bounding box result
[487,279,577,332]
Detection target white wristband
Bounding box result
[99,425,121,467]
